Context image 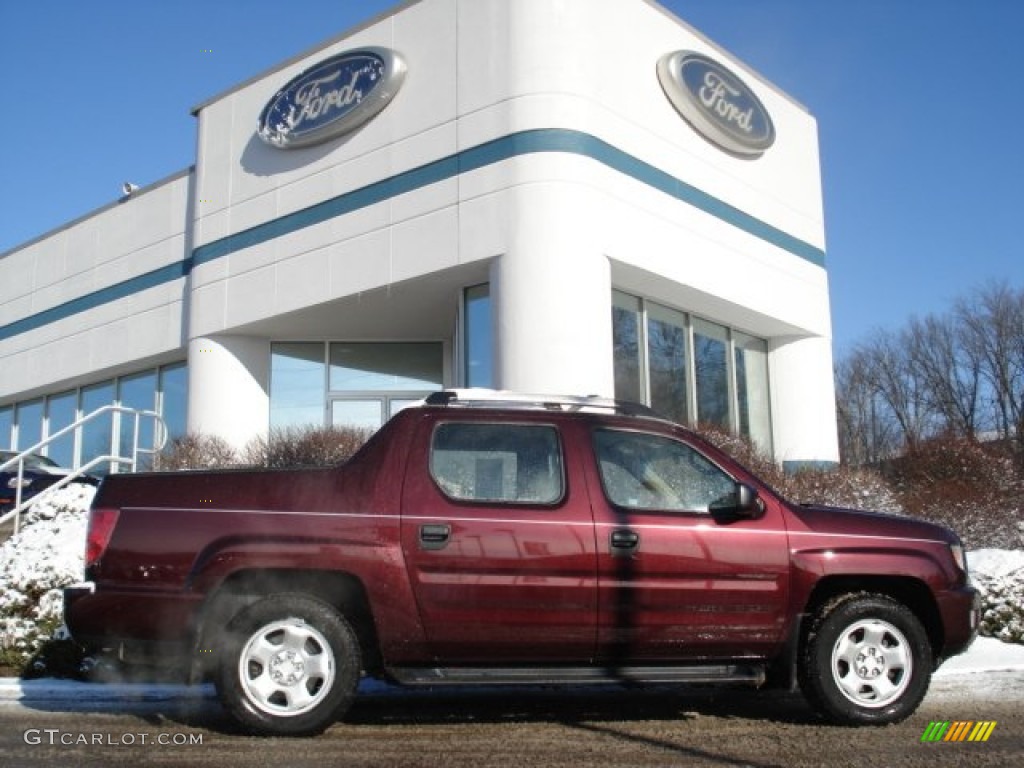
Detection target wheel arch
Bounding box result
[190,568,382,681]
[801,576,943,664]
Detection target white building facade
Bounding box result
[0,0,839,470]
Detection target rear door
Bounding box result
[400,415,598,663]
[585,426,790,663]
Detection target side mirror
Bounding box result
[710,482,763,520]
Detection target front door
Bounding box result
[401,417,598,663]
[585,427,790,663]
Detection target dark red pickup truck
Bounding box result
[65,390,979,736]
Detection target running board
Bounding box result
[387,664,766,687]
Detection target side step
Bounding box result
[388,664,766,687]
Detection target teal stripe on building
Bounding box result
[1,129,826,343]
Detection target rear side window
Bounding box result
[593,429,735,513]
[430,423,563,504]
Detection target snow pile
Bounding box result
[0,485,93,669]
[971,548,1024,644]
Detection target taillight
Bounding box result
[85,508,120,568]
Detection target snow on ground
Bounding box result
[1,636,1022,710]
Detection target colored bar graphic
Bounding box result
[968,721,997,742]
[921,721,949,742]
[920,720,996,743]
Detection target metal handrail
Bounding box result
[0,405,168,534]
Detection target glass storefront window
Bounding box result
[647,303,688,424]
[81,382,115,473]
[610,292,773,454]
[464,284,493,388]
[159,363,188,441]
[0,406,13,451]
[119,371,157,465]
[693,318,730,429]
[331,399,384,431]
[46,391,78,467]
[612,292,643,403]
[329,343,442,392]
[735,332,772,453]
[15,400,43,452]
[271,343,326,429]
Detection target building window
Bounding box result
[270,343,326,429]
[0,407,12,451]
[45,391,78,467]
[270,342,444,432]
[158,363,188,442]
[693,318,730,429]
[14,400,43,454]
[118,371,157,466]
[81,381,115,473]
[647,303,689,425]
[463,284,493,388]
[611,292,772,454]
[734,332,772,453]
[329,343,442,392]
[612,292,643,403]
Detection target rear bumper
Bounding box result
[63,583,202,653]
[936,584,981,661]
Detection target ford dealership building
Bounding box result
[0,0,838,471]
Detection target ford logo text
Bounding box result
[258,47,406,149]
[657,51,775,158]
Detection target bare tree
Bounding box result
[906,313,982,437]
[858,329,936,452]
[957,283,1024,454]
[835,350,900,465]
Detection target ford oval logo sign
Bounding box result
[657,51,775,158]
[258,47,406,149]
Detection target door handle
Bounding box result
[419,524,451,551]
[610,528,640,556]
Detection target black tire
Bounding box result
[215,593,360,736]
[798,594,932,725]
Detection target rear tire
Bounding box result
[798,594,932,725]
[216,593,360,736]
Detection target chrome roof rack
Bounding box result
[423,389,662,419]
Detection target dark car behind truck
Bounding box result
[65,390,979,736]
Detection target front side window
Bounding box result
[430,423,563,504]
[594,429,735,513]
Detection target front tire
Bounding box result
[216,593,360,736]
[799,594,932,725]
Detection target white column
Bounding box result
[769,335,840,467]
[490,183,614,397]
[187,335,270,451]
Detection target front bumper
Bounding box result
[935,584,981,662]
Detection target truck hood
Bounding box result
[789,503,960,545]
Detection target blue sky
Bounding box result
[1,0,1021,355]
